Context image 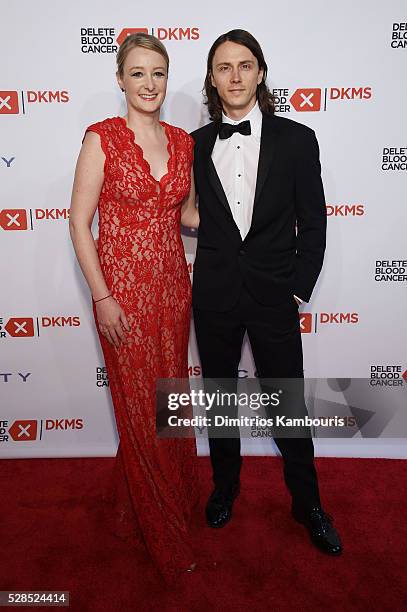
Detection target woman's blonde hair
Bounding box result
[116,32,169,78]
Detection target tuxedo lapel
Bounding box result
[202,122,234,218]
[253,113,278,206]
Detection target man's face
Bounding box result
[210,41,264,117]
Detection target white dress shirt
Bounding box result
[211,101,303,303]
[212,101,262,241]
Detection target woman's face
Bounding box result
[117,46,168,116]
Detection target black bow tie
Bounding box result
[219,120,251,140]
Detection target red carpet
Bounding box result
[1,456,406,611]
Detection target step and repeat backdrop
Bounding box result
[1,0,405,458]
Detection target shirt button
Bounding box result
[237,146,240,149]
[237,174,241,177]
[239,249,245,256]
[237,201,240,205]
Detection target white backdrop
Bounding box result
[1,0,406,458]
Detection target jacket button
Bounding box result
[239,249,245,256]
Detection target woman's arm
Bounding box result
[181,167,199,229]
[69,132,130,348]
[69,132,108,298]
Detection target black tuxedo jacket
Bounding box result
[190,113,327,311]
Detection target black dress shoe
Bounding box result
[292,505,343,555]
[205,482,240,528]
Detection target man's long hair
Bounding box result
[204,29,275,122]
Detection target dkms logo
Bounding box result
[300,312,359,334]
[81,26,200,53]
[326,203,365,217]
[0,419,84,443]
[0,208,70,231]
[0,316,81,339]
[273,87,372,113]
[0,90,69,115]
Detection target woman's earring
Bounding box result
[121,87,125,93]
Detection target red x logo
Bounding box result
[4,317,35,337]
[290,88,321,112]
[0,209,28,230]
[0,91,19,114]
[9,420,38,441]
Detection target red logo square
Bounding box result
[0,209,28,230]
[0,91,19,114]
[290,88,321,112]
[5,317,35,337]
[9,420,38,441]
[300,313,313,333]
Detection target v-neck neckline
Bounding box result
[117,116,173,186]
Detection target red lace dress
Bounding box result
[84,117,200,583]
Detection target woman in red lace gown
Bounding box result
[69,33,200,583]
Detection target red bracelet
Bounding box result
[93,293,111,303]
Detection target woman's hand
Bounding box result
[96,296,131,348]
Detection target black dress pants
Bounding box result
[193,284,321,510]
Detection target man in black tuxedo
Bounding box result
[190,29,342,555]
